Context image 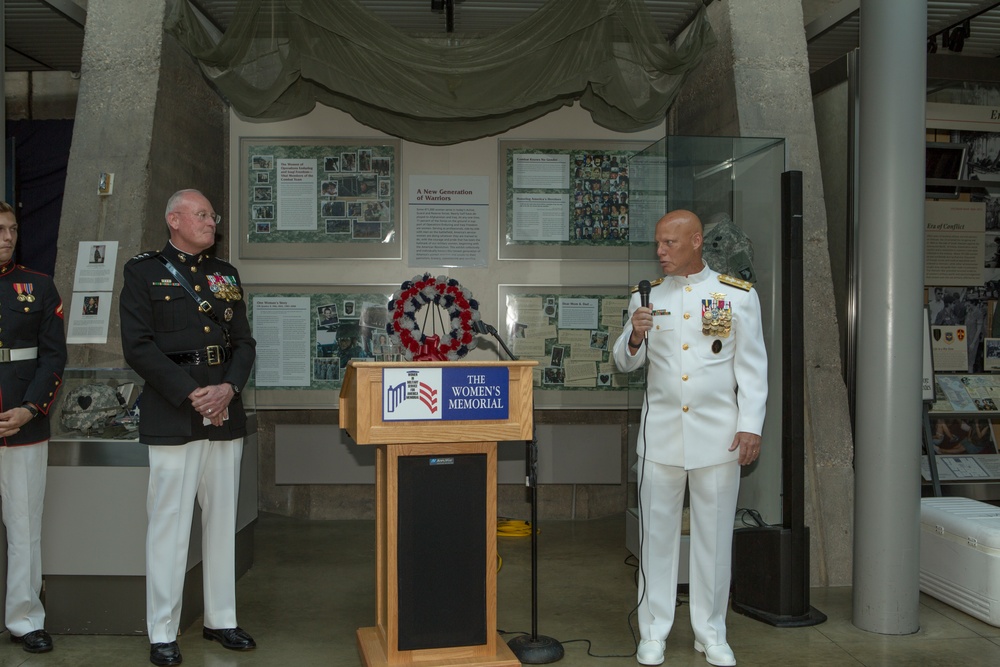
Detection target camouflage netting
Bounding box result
[165,0,716,145]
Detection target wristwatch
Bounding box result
[21,403,39,419]
[228,382,241,396]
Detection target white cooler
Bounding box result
[920,497,1000,626]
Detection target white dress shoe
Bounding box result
[694,640,736,666]
[636,639,665,665]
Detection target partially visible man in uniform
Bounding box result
[0,201,66,654]
[613,209,767,667]
[120,190,256,667]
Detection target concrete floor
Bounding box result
[6,513,1000,666]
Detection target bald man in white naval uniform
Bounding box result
[613,209,767,667]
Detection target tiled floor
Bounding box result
[5,513,1000,666]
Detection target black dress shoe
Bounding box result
[203,626,256,650]
[149,641,182,666]
[10,629,53,653]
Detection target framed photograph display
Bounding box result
[245,284,395,409]
[498,140,648,261]
[497,284,645,408]
[239,138,401,260]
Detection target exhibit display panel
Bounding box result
[923,100,1000,501]
[42,369,258,634]
[622,135,787,548]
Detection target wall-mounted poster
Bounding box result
[239,138,401,260]
[498,140,647,261]
[246,284,395,408]
[498,284,645,408]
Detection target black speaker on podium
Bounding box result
[730,170,825,627]
[397,453,488,649]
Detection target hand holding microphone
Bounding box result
[638,280,652,342]
[629,280,652,350]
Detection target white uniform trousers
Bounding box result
[637,458,740,647]
[146,438,243,644]
[0,441,48,637]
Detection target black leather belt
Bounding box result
[166,345,231,366]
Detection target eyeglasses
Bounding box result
[178,210,222,225]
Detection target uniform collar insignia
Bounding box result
[167,243,208,265]
[0,259,13,275]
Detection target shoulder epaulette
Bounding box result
[719,274,752,291]
[16,265,53,278]
[630,277,664,293]
[126,251,159,265]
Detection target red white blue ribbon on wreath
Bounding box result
[387,273,481,361]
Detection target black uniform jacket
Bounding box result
[119,243,256,446]
[0,260,67,447]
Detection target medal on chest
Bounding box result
[208,273,242,302]
[13,283,35,302]
[702,292,731,339]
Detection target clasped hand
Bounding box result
[189,384,235,427]
[0,406,33,438]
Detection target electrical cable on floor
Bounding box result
[736,507,769,527]
[495,525,661,659]
[497,518,534,537]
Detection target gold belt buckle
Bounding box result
[0,349,9,363]
[206,345,222,366]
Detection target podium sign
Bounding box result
[382,366,509,421]
[340,360,534,667]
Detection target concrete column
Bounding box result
[852,0,925,635]
[55,0,227,368]
[671,0,855,587]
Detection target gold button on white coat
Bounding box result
[683,313,690,320]
[682,375,689,381]
[685,286,692,292]
[682,343,689,350]
[682,405,689,412]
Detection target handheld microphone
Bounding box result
[638,280,651,341]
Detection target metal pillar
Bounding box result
[852,0,926,635]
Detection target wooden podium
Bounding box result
[340,360,535,667]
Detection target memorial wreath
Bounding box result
[387,273,481,361]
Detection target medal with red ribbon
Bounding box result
[13,283,35,302]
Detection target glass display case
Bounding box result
[623,135,787,560]
[50,367,256,442]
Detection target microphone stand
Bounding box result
[476,323,564,664]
